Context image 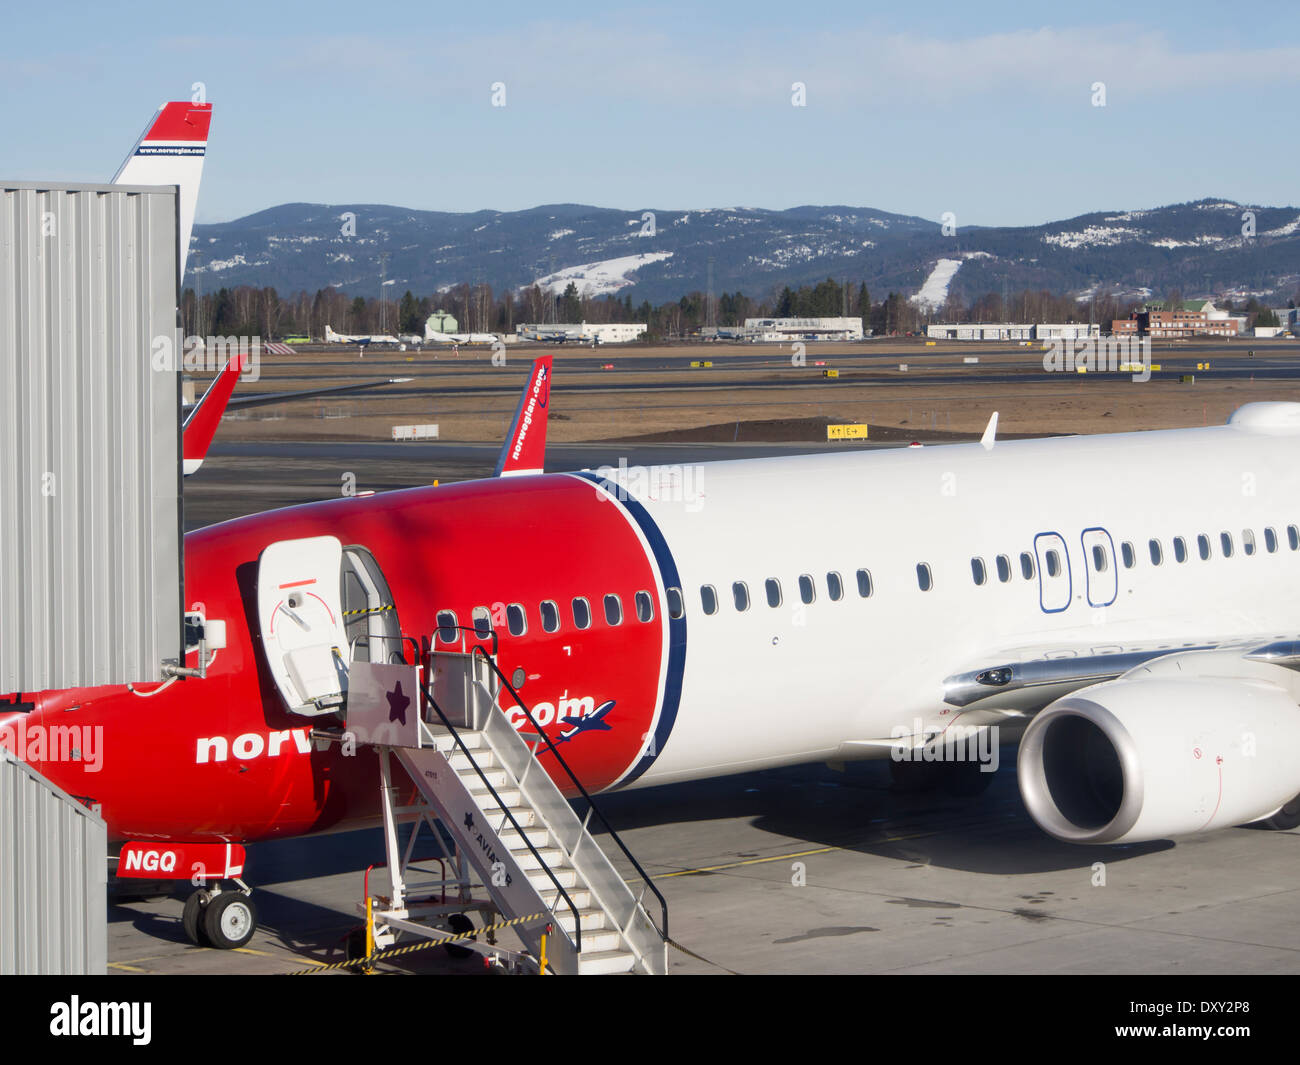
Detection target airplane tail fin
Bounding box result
[494,356,552,477]
[112,101,212,279]
[182,354,243,476]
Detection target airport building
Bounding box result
[742,317,864,342]
[926,322,1098,341]
[1112,304,1242,339]
[516,322,648,344]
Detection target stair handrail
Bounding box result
[420,679,583,955]
[468,644,669,944]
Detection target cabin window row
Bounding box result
[435,590,656,640]
[1119,524,1298,568]
[696,569,874,615]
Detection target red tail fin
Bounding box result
[182,354,242,476]
[495,356,552,477]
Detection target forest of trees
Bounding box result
[179,277,1288,342]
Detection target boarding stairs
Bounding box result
[346,643,668,975]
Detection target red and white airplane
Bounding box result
[6,105,1300,956]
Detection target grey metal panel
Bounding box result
[0,748,107,974]
[1,182,182,691]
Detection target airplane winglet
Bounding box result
[981,411,999,451]
[182,354,243,476]
[495,356,553,477]
[112,101,212,279]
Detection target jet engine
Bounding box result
[1017,665,1300,844]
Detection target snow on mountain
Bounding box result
[532,252,675,297]
[910,258,963,307]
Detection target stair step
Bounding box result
[467,784,520,808]
[474,801,534,828]
[538,886,591,910]
[556,907,609,934]
[498,825,551,850]
[428,730,486,753]
[578,949,637,976]
[511,846,569,872]
[460,765,511,789]
[527,866,579,890]
[447,749,496,773]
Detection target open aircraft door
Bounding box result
[257,535,351,716]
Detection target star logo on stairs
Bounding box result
[386,680,411,725]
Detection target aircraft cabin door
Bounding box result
[1080,527,1118,607]
[257,535,351,716]
[1033,532,1072,614]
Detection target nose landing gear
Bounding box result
[182,880,258,949]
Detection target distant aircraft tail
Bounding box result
[112,101,212,279]
[182,354,243,476]
[495,356,552,477]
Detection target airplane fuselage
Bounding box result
[7,408,1300,846]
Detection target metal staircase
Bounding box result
[345,643,668,975]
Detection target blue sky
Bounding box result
[4,1,1297,226]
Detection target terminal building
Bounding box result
[516,322,648,344]
[1112,301,1242,339]
[742,317,864,342]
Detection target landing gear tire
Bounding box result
[1263,794,1300,831]
[940,758,995,798]
[182,889,211,947]
[202,892,258,950]
[444,913,476,959]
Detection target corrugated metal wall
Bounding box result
[0,748,107,974]
[0,182,183,691]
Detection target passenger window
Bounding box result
[700,585,717,616]
[1120,542,1135,569]
[798,574,815,604]
[732,581,750,611]
[436,610,459,643]
[1172,537,1187,564]
[1092,544,1110,571]
[765,578,782,608]
[571,597,592,629]
[1045,550,1061,577]
[635,590,654,622]
[971,557,986,586]
[1265,527,1278,553]
[1198,534,1211,560]
[1220,532,1234,558]
[1289,525,1300,551]
[603,594,623,625]
[540,600,560,633]
[471,607,493,638]
[1020,552,1035,579]
[826,571,844,601]
[916,563,933,592]
[856,569,873,597]
[1242,529,1256,556]
[1148,539,1163,566]
[506,603,527,636]
[666,587,685,619]
[996,555,1011,582]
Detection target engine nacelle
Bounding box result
[1017,670,1300,844]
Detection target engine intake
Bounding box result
[1018,673,1300,844]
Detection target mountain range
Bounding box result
[189,199,1300,308]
